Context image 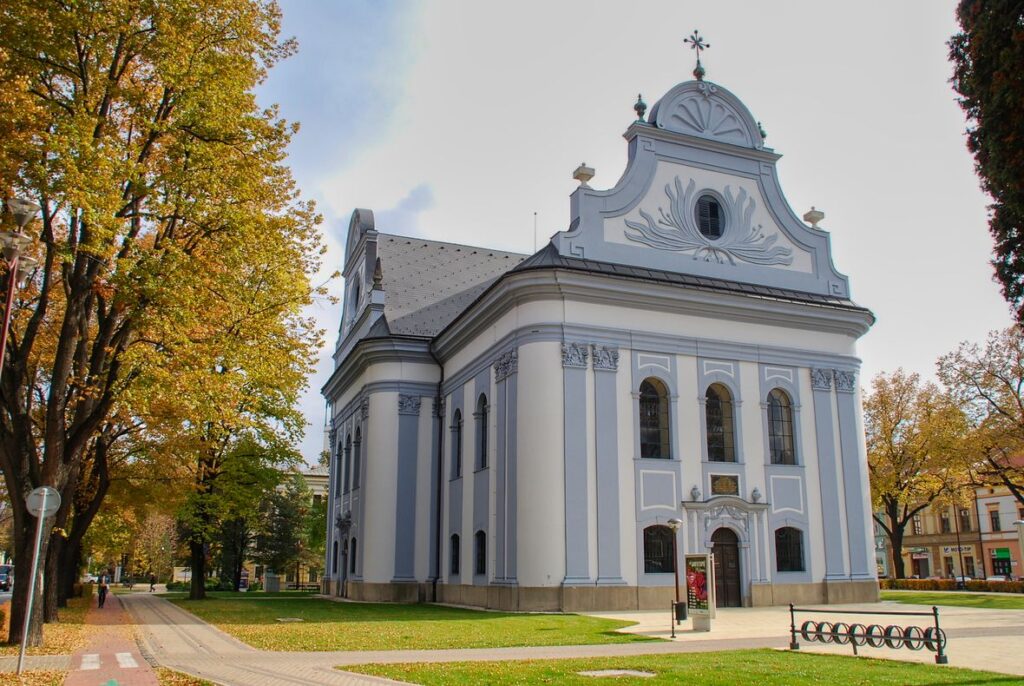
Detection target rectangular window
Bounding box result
[959,508,972,533]
[940,512,951,534]
[990,508,1002,532]
[912,514,923,535]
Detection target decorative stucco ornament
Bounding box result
[398,394,422,415]
[360,397,369,419]
[573,163,595,188]
[494,349,519,381]
[751,486,762,503]
[803,206,825,228]
[833,370,856,393]
[335,511,352,533]
[591,345,620,371]
[624,177,793,266]
[561,342,589,368]
[810,368,833,391]
[691,485,702,502]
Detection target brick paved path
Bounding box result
[64,592,159,686]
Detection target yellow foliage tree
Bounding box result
[0,0,323,644]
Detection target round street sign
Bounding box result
[26,486,60,517]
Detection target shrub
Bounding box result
[880,577,1024,593]
[248,580,263,592]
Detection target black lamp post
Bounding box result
[667,517,684,624]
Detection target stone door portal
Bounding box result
[712,527,742,607]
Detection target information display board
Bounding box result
[685,553,713,615]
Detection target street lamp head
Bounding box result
[15,255,37,288]
[0,232,32,262]
[667,517,683,531]
[6,198,40,230]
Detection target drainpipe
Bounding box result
[431,354,445,602]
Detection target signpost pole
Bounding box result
[17,487,60,675]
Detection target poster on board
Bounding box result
[685,553,714,616]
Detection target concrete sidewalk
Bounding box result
[64,591,159,686]
[118,593,1024,684]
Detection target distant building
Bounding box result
[975,485,1024,579]
[890,503,982,579]
[323,69,877,610]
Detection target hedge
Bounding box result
[880,578,1024,593]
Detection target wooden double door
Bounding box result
[712,528,742,608]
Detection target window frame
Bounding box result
[475,394,488,471]
[352,427,362,490]
[766,388,796,465]
[474,530,487,577]
[695,194,725,240]
[349,538,357,574]
[705,383,737,463]
[775,526,805,573]
[638,378,672,459]
[642,525,675,574]
[451,409,463,479]
[450,534,461,576]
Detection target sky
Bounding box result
[256,0,1013,464]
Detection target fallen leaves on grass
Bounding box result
[0,670,67,686]
[0,596,90,656]
[155,667,216,685]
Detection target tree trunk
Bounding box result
[188,539,206,600]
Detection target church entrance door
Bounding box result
[712,528,742,607]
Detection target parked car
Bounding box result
[986,575,1009,582]
[0,564,13,592]
[81,573,98,583]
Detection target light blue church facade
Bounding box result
[322,70,878,610]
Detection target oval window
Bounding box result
[695,195,723,239]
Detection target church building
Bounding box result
[322,57,878,611]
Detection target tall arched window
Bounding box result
[343,434,352,493]
[474,530,487,576]
[705,383,736,462]
[476,394,488,470]
[767,389,796,465]
[349,538,357,574]
[643,525,675,573]
[451,409,463,478]
[775,527,804,572]
[335,440,344,493]
[639,378,671,459]
[353,427,362,488]
[450,534,461,575]
[332,541,338,574]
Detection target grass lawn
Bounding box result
[155,667,215,685]
[349,649,1024,685]
[167,594,653,651]
[0,671,67,686]
[881,590,1024,610]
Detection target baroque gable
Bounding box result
[551,79,852,299]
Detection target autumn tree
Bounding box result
[251,473,315,584]
[950,1,1024,321]
[939,326,1024,505]
[0,0,322,644]
[866,370,969,578]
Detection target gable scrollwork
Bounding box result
[810,368,833,391]
[561,342,589,369]
[494,349,519,382]
[591,345,620,372]
[624,177,793,267]
[833,370,856,393]
[397,394,422,416]
[704,504,749,536]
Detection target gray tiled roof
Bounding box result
[376,234,527,336]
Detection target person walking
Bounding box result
[97,575,109,608]
[149,573,156,592]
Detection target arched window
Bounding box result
[332,541,338,574]
[639,378,671,459]
[451,409,463,478]
[343,434,352,493]
[349,538,357,574]
[476,394,488,470]
[335,440,344,493]
[474,530,487,576]
[353,427,362,488]
[705,384,736,462]
[767,389,796,465]
[450,534,460,575]
[775,527,804,572]
[643,525,675,573]
[695,195,723,239]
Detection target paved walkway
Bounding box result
[117,593,1024,684]
[64,591,160,686]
